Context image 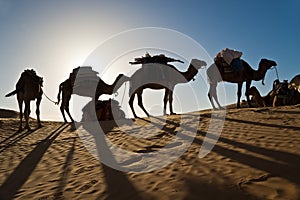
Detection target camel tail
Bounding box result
[5,90,17,97]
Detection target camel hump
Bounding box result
[22,69,43,85]
[140,63,172,82]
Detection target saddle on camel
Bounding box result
[214,48,243,74]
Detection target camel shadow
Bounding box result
[0,123,68,200]
[271,109,300,115]
[81,123,145,200]
[153,114,300,187]
[201,113,300,131]
[53,137,76,199]
[0,127,40,153]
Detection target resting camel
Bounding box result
[207,58,277,109]
[57,68,129,123]
[129,59,207,118]
[5,69,43,131]
[272,79,300,106]
[246,86,275,107]
[289,74,300,93]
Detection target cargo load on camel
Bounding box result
[81,99,125,121]
[129,53,184,82]
[70,66,100,97]
[129,52,184,65]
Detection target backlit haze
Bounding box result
[0,1,299,121]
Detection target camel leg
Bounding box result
[60,93,69,123]
[245,80,252,108]
[208,83,223,110]
[168,90,176,115]
[63,97,76,130]
[163,89,169,115]
[17,95,23,131]
[36,95,42,128]
[273,96,278,107]
[60,104,68,123]
[237,82,243,108]
[24,100,31,130]
[129,93,138,118]
[208,92,217,110]
[65,98,75,123]
[137,90,150,117]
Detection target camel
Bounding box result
[56,67,130,123]
[5,69,43,131]
[207,58,277,109]
[128,59,207,118]
[272,79,300,106]
[248,79,300,108]
[289,74,300,93]
[246,86,276,107]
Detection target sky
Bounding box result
[0,0,299,121]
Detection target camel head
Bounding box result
[259,59,277,85]
[259,58,277,71]
[190,59,207,70]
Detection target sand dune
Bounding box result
[0,109,19,118]
[0,105,299,200]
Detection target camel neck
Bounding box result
[180,65,198,82]
[254,63,268,81]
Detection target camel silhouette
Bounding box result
[246,86,275,107]
[5,69,43,131]
[207,58,277,109]
[56,67,129,124]
[128,59,207,118]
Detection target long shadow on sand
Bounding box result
[153,115,300,186]
[81,121,145,200]
[53,137,77,199]
[202,113,300,131]
[270,109,300,115]
[0,128,40,153]
[0,123,68,200]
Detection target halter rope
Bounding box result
[43,92,57,104]
[274,66,280,80]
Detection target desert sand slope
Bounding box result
[0,109,18,118]
[0,105,299,200]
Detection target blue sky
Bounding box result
[0,0,299,121]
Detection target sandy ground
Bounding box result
[0,105,299,200]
